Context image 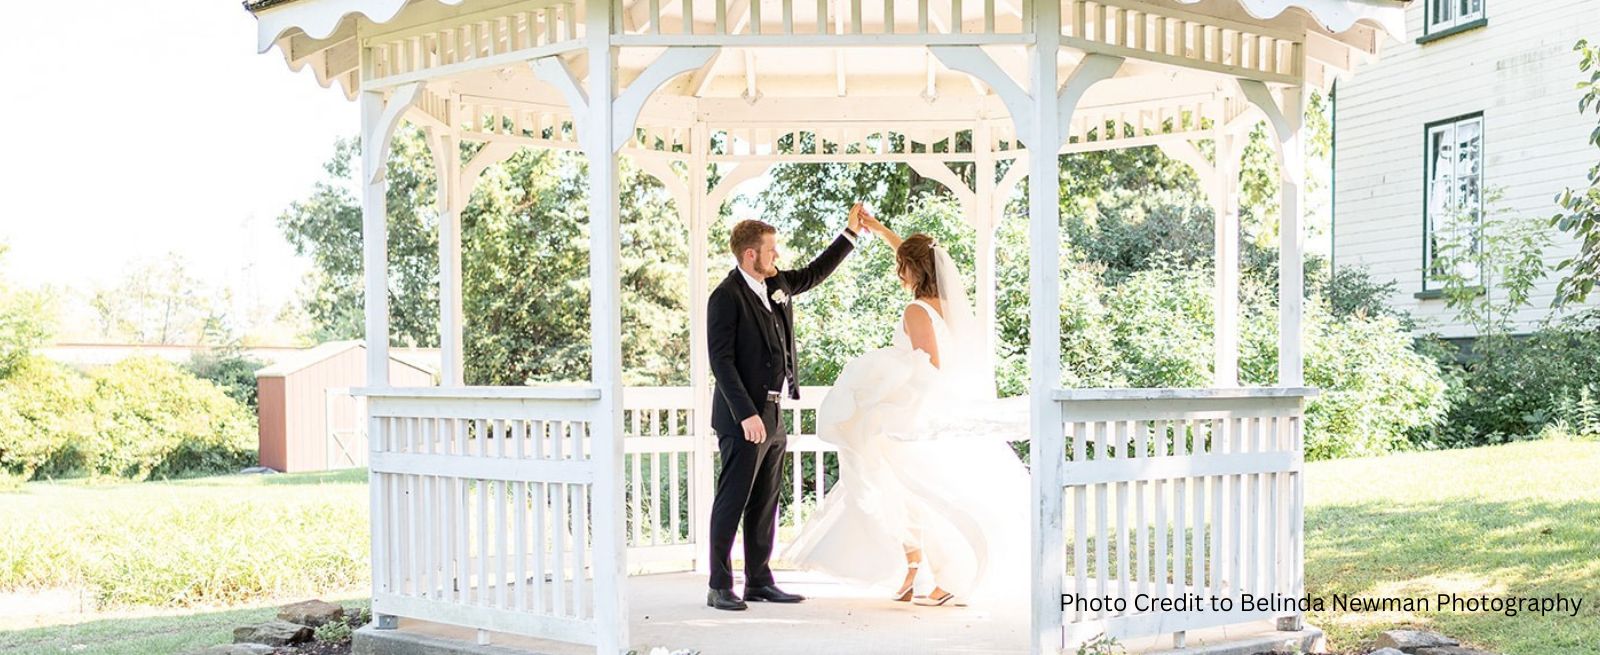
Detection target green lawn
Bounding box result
[1304,437,1600,654]
[2,441,1595,655]
[0,468,369,613]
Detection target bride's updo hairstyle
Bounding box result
[896,234,940,299]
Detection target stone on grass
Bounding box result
[1416,648,1500,655]
[186,644,277,655]
[233,620,312,646]
[238,466,277,475]
[1369,649,1406,655]
[1374,630,1459,652]
[278,599,345,627]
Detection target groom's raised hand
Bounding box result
[741,415,767,444]
[848,202,864,235]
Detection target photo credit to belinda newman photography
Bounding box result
[1061,593,1588,618]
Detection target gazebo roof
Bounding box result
[250,0,1408,124]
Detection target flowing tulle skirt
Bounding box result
[781,345,1030,609]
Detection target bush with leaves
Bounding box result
[1297,307,1451,459]
[0,357,93,480]
[84,357,256,480]
[1427,311,1600,445]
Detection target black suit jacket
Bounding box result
[707,234,855,435]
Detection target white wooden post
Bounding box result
[687,122,715,574]
[1028,12,1063,652]
[360,83,422,387]
[359,79,422,631]
[973,121,1000,377]
[430,124,466,387]
[1026,26,1066,648]
[585,0,628,649]
[1277,88,1307,389]
[1212,125,1241,387]
[1240,80,1307,388]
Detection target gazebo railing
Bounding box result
[1047,388,1312,649]
[620,386,837,570]
[362,387,611,646]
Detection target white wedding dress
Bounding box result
[782,249,1030,609]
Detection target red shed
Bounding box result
[255,341,436,472]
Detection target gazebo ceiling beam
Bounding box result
[611,47,719,149]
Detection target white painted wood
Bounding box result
[1239,78,1306,386]
[612,48,720,150]
[360,83,421,389]
[1212,126,1241,387]
[928,45,1035,140]
[1026,0,1064,642]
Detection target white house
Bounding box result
[1333,0,1600,338]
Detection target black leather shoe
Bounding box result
[707,589,747,611]
[744,584,805,603]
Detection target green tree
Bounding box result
[89,254,225,345]
[1552,38,1600,305]
[0,244,53,377]
[279,126,689,386]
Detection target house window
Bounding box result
[1426,0,1485,35]
[1424,114,1484,289]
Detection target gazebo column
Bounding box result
[1211,129,1242,388]
[972,121,1000,377]
[1162,119,1244,387]
[537,38,717,652]
[357,82,422,631]
[686,122,714,574]
[428,126,465,387]
[932,37,1126,655]
[358,83,424,388]
[1241,80,1308,388]
[430,130,523,387]
[580,1,629,648]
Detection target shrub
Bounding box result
[0,357,92,480]
[1298,308,1451,459]
[85,357,256,480]
[1428,311,1600,446]
[1053,258,1451,460]
[1103,262,1214,388]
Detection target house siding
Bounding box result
[1334,0,1600,338]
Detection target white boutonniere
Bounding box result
[771,289,789,305]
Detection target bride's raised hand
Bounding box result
[859,209,902,250]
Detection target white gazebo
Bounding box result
[248,0,1404,652]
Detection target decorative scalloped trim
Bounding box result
[254,0,1405,98]
[1175,0,1407,40]
[255,0,467,52]
[273,36,361,99]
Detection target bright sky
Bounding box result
[0,0,355,337]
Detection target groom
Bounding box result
[704,209,863,611]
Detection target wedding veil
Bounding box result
[929,245,994,403]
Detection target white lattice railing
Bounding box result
[620,386,837,570]
[1050,388,1311,649]
[363,387,612,646]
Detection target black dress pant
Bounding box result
[707,401,787,590]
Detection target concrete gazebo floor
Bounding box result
[354,570,1325,655]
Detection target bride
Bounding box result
[782,210,1029,609]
